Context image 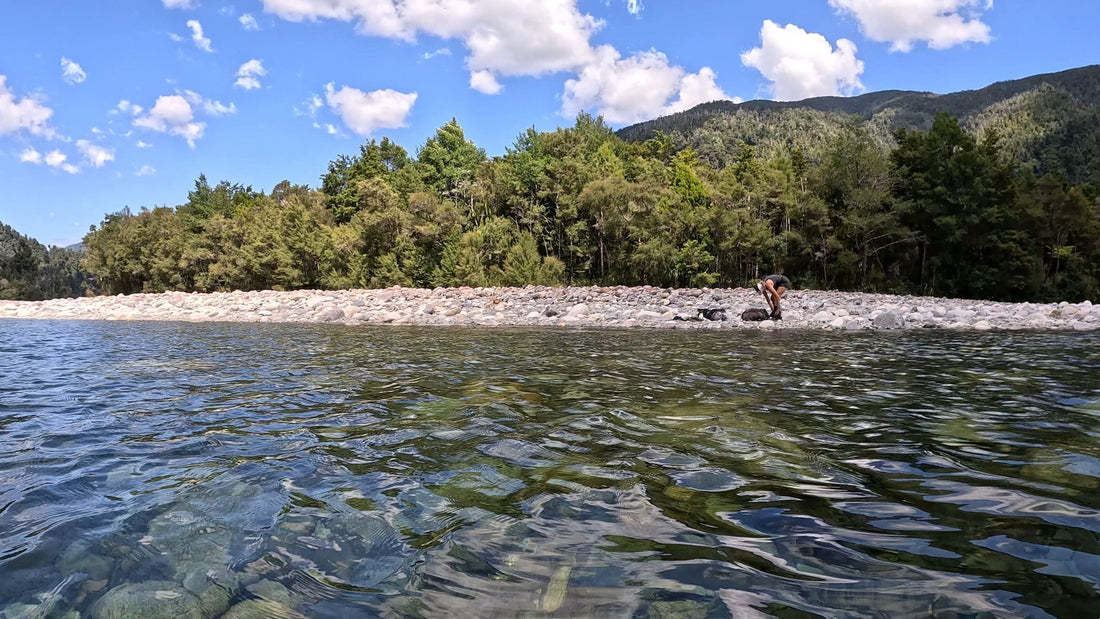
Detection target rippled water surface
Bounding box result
[2,319,1100,618]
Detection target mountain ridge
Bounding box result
[616,65,1100,184]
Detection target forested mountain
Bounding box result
[617,65,1100,185]
[8,68,1100,304]
[0,222,88,300]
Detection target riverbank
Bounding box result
[2,286,1098,331]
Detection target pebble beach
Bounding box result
[1,286,1098,331]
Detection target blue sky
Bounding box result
[2,0,1097,247]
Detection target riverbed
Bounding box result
[1,285,1097,331]
[2,320,1099,617]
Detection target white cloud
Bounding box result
[314,122,343,136]
[665,67,738,114]
[44,150,80,174]
[133,94,207,147]
[19,148,42,164]
[60,57,87,85]
[114,100,144,116]
[562,45,733,124]
[76,139,115,168]
[137,140,152,148]
[829,0,992,51]
[204,100,237,115]
[741,21,864,101]
[234,59,266,90]
[164,0,197,9]
[135,95,193,130]
[136,165,157,176]
[171,122,206,147]
[625,0,643,16]
[181,89,204,106]
[240,13,260,30]
[323,83,417,137]
[169,33,184,42]
[20,146,79,173]
[0,75,56,137]
[295,94,324,117]
[187,19,213,52]
[470,70,502,95]
[422,47,451,60]
[260,0,600,86]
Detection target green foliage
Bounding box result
[0,221,87,300]
[28,101,1095,304]
[321,137,412,223]
[417,119,488,195]
[618,65,1100,187]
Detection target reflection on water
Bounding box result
[1,319,1099,618]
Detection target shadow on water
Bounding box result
[1,318,1100,617]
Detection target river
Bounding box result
[1,319,1098,618]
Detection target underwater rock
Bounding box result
[89,581,202,619]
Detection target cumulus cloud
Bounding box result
[164,0,197,8]
[61,57,87,85]
[562,45,733,124]
[0,75,56,137]
[625,0,643,16]
[260,0,600,86]
[469,70,502,95]
[137,140,152,148]
[136,165,157,176]
[829,0,992,51]
[76,139,115,168]
[19,148,42,164]
[741,21,864,101]
[234,59,266,90]
[135,95,194,130]
[187,19,213,52]
[322,83,417,137]
[41,150,80,174]
[240,13,260,30]
[133,94,207,147]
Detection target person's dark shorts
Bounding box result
[767,275,790,289]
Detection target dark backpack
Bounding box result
[741,308,771,321]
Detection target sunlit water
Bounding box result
[1,319,1099,618]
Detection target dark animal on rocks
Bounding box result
[698,308,727,321]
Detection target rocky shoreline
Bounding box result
[2,286,1098,331]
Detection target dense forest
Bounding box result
[2,67,1098,303]
[0,223,86,300]
[618,65,1100,187]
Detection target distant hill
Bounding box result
[616,65,1100,185]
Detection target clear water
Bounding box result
[1,319,1099,618]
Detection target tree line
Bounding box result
[57,112,1100,303]
[0,222,86,301]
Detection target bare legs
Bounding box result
[761,280,786,317]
